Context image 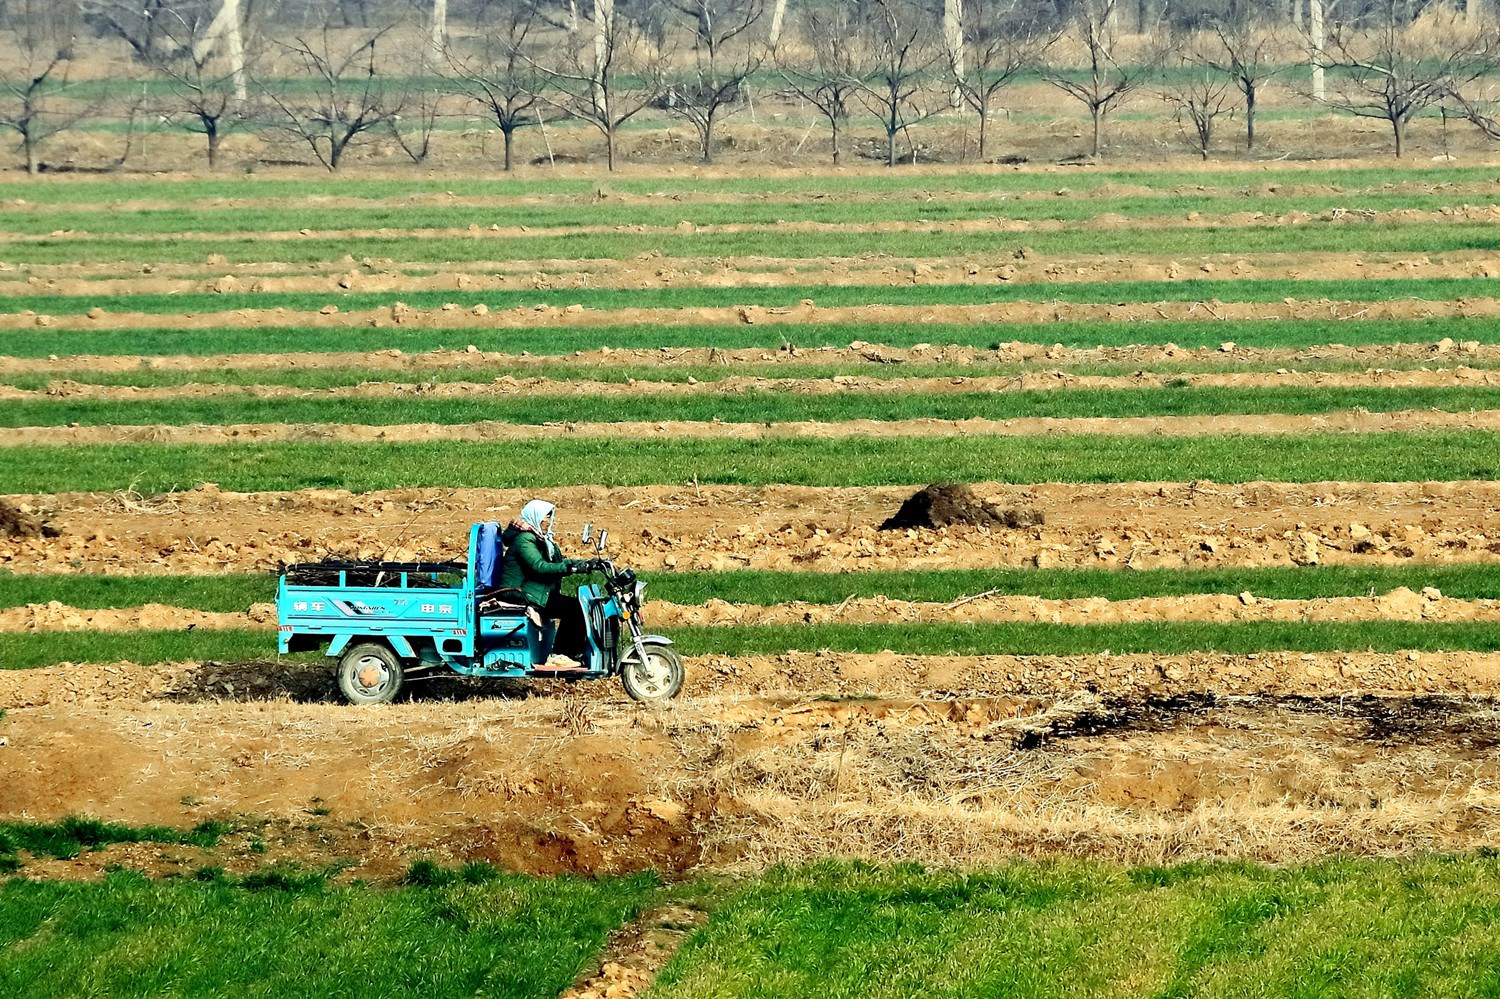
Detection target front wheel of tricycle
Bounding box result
[620,642,684,702]
[338,642,405,705]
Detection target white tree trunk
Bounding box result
[769,0,788,48]
[429,0,448,67]
[1471,0,1487,24]
[1309,0,1325,102]
[192,0,247,101]
[944,0,964,78]
[593,0,613,117]
[1291,0,1303,30]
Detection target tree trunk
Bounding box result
[887,125,897,167]
[1291,0,1302,30]
[429,0,448,67]
[1309,0,1325,103]
[503,127,515,171]
[831,117,841,165]
[977,95,989,160]
[605,123,616,171]
[1245,84,1256,149]
[701,110,715,162]
[769,0,788,47]
[1392,115,1405,158]
[24,132,38,175]
[1471,0,1486,25]
[206,121,221,169]
[944,0,964,79]
[1091,106,1102,158]
[593,0,612,117]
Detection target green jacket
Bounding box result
[497,525,574,607]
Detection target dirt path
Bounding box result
[8,295,1500,334]
[5,248,1500,303]
[2,668,1498,876]
[0,587,1490,635]
[10,365,1500,405]
[5,408,1500,447]
[5,480,1499,575]
[6,343,1497,377]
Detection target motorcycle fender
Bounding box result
[622,635,674,663]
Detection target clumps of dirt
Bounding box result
[0,499,61,539]
[879,483,1044,531]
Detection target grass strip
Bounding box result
[3,163,1496,204]
[13,385,1500,429]
[12,217,1500,267]
[8,276,1500,317]
[0,867,660,999]
[3,432,1497,493]
[5,565,1500,614]
[653,858,1500,999]
[0,818,230,872]
[5,621,1500,669]
[10,183,1500,234]
[4,318,1493,360]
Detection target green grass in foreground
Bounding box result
[5,276,1499,316]
[0,867,659,999]
[653,858,1500,999]
[5,620,1500,669]
[4,432,1498,493]
[12,385,1500,429]
[6,564,1500,614]
[3,318,1493,360]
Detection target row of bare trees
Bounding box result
[5,0,1500,173]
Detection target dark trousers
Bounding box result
[542,593,587,657]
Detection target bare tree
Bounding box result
[1205,12,1290,149]
[540,0,667,170]
[665,0,764,162]
[0,1,87,174]
[255,11,405,170]
[1042,0,1164,159]
[448,0,546,171]
[778,0,865,165]
[78,0,176,63]
[950,0,1047,161]
[854,0,943,166]
[1316,1,1491,158]
[129,0,258,169]
[1161,45,1237,159]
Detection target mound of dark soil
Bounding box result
[0,499,61,539]
[878,484,1044,531]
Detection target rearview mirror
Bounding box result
[597,530,608,552]
[581,523,592,544]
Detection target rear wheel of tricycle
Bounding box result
[338,642,405,705]
[620,642,684,702]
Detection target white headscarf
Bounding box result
[518,499,556,543]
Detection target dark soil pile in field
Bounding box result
[879,484,1044,531]
[0,499,61,539]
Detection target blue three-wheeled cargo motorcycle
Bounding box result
[276,522,684,704]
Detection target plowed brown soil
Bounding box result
[6,342,1497,376]
[3,409,1497,447]
[10,365,1500,406]
[11,295,1500,333]
[5,481,1498,575]
[3,659,1499,876]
